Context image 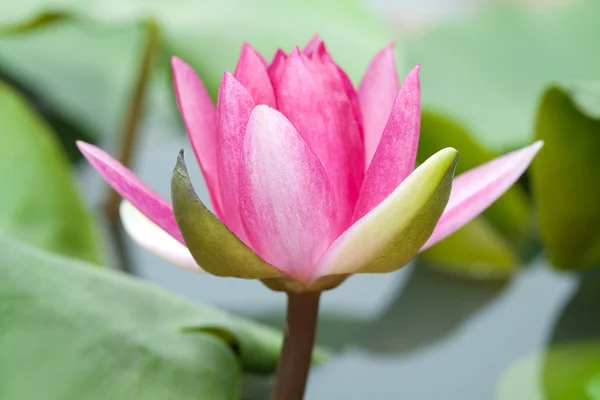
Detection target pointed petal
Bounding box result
[359,44,400,167]
[303,34,322,56]
[171,56,223,217]
[312,148,458,279]
[272,48,363,227]
[120,200,200,270]
[239,106,337,282]
[422,141,544,250]
[234,44,277,107]
[267,49,287,85]
[171,151,284,279]
[76,141,183,243]
[353,65,421,221]
[310,41,363,133]
[216,72,255,242]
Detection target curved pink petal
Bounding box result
[359,44,400,168]
[272,47,363,228]
[216,72,255,242]
[353,65,421,221]
[234,44,277,108]
[171,57,223,218]
[421,141,544,250]
[238,106,337,282]
[76,141,183,243]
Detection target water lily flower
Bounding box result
[77,36,542,293]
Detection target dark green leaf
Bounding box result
[0,233,288,399]
[0,79,102,263]
[532,85,600,269]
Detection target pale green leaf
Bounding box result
[0,233,289,399]
[497,341,600,400]
[407,0,600,151]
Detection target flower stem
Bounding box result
[104,22,159,274]
[270,291,321,400]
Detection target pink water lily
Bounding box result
[78,36,542,292]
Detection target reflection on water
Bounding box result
[497,267,600,400]
[549,267,600,345]
[360,263,506,355]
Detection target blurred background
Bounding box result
[1,0,600,398]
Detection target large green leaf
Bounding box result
[497,341,600,400]
[532,85,600,269]
[407,0,600,151]
[0,79,102,263]
[0,0,393,141]
[0,233,289,399]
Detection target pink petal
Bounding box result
[267,49,287,84]
[272,47,363,228]
[359,44,400,168]
[234,44,277,108]
[353,65,421,221]
[216,72,255,242]
[309,41,364,133]
[334,62,363,132]
[238,106,337,282]
[171,57,223,218]
[76,141,183,243]
[421,141,544,250]
[303,34,322,56]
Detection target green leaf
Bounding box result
[407,0,600,151]
[532,85,600,269]
[497,341,600,400]
[0,233,288,399]
[588,374,600,399]
[416,111,527,279]
[0,0,393,141]
[0,79,102,263]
